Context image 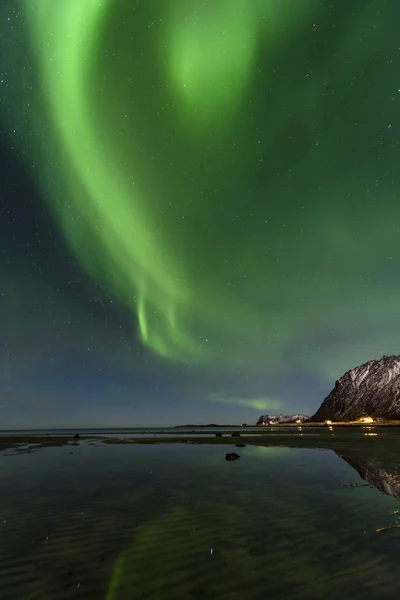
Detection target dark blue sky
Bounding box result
[1,0,400,428]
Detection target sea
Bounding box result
[1,426,400,599]
[0,426,263,437]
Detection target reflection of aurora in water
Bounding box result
[1,441,400,598]
[104,445,400,599]
[106,446,290,598]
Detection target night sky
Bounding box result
[1,0,399,428]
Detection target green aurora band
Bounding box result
[17,0,314,364]
[5,0,399,380]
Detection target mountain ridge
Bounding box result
[257,413,309,425]
[310,354,400,422]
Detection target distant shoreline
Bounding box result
[2,422,400,454]
[2,420,400,435]
[175,421,400,427]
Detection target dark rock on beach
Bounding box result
[225,452,240,461]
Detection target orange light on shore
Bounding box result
[359,416,374,424]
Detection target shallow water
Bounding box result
[1,439,400,599]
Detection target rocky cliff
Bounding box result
[257,413,309,424]
[310,354,400,422]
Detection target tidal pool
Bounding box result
[1,438,399,599]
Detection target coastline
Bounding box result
[2,424,400,455]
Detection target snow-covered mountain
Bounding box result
[310,354,400,422]
[256,413,309,425]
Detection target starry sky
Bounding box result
[0,0,399,428]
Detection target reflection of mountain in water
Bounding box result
[337,452,400,501]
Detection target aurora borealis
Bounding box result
[1,0,400,426]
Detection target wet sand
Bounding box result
[2,426,400,460]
